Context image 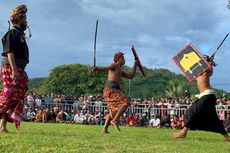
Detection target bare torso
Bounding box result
[107,63,123,84]
[92,55,136,84]
[196,70,212,93]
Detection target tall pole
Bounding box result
[94,20,98,67]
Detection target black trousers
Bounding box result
[184,94,227,135]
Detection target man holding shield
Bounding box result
[92,51,139,133]
[172,56,230,141]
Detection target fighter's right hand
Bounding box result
[12,69,20,81]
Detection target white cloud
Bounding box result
[0,0,230,91]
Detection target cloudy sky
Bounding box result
[0,0,230,92]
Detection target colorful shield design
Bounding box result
[172,43,211,82]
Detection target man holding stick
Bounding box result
[92,51,139,133]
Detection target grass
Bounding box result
[0,122,230,153]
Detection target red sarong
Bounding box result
[0,65,28,129]
[103,87,130,118]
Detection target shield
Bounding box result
[172,43,211,82]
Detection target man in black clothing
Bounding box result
[0,5,30,132]
[172,57,230,142]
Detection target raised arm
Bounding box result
[122,60,138,79]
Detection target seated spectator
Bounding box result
[26,107,36,122]
[138,113,148,127]
[74,111,84,124]
[87,112,95,125]
[126,113,137,126]
[46,109,55,122]
[134,113,140,125]
[42,108,50,123]
[149,114,161,128]
[35,109,44,122]
[65,111,74,123]
[177,114,185,129]
[160,114,170,128]
[56,110,66,123]
[53,107,59,119]
[94,111,104,125]
[170,115,179,129]
[223,113,230,133]
[81,112,88,124]
[84,111,91,124]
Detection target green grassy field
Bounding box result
[0,122,229,153]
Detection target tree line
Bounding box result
[27,63,229,98]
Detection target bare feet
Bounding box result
[225,137,230,142]
[102,129,110,134]
[224,135,230,142]
[172,131,186,139]
[0,128,9,133]
[111,120,121,131]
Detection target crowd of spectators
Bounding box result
[22,92,230,132]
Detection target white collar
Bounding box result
[195,89,215,99]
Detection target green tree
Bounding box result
[39,64,106,96]
[28,63,229,98]
[165,79,185,97]
[27,77,45,92]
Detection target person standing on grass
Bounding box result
[0,5,30,132]
[92,51,138,133]
[172,56,230,142]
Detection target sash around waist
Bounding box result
[104,81,121,90]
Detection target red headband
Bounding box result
[114,52,124,62]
